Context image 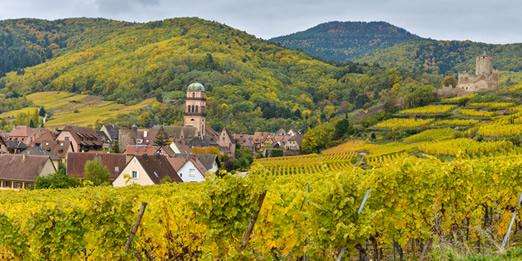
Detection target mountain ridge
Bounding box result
[271,21,522,74]
[271,21,420,62]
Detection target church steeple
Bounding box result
[183,82,207,138]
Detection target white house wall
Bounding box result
[178,161,205,182]
[113,157,155,187]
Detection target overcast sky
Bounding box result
[0,0,520,44]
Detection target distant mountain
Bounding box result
[271,21,522,74]
[270,21,420,62]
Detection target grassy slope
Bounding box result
[0,92,157,128]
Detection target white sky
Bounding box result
[0,0,520,44]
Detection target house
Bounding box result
[167,155,207,183]
[66,152,127,182]
[233,133,255,152]
[7,126,34,145]
[0,154,56,189]
[100,124,119,143]
[195,154,219,173]
[113,154,182,187]
[169,141,191,154]
[30,128,56,147]
[217,128,236,157]
[4,140,27,154]
[22,140,72,166]
[57,126,105,152]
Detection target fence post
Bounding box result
[125,202,148,251]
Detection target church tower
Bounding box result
[184,82,207,138]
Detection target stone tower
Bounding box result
[475,55,493,76]
[184,82,207,138]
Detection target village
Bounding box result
[0,83,302,189]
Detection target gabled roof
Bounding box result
[166,155,208,175]
[62,126,105,148]
[0,154,54,182]
[31,128,56,146]
[134,155,183,183]
[22,146,50,157]
[9,126,33,137]
[5,140,27,150]
[124,145,160,156]
[196,154,217,171]
[67,152,127,181]
[102,124,119,141]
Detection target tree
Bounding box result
[442,75,457,88]
[84,159,110,186]
[301,122,335,153]
[154,126,169,147]
[38,107,46,118]
[110,140,120,153]
[334,116,354,140]
[34,164,80,189]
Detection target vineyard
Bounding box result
[0,156,520,260]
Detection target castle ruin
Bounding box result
[456,55,499,92]
[438,55,499,97]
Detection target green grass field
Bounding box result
[1,92,158,128]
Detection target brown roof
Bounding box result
[31,128,56,146]
[62,126,105,148]
[124,145,160,156]
[67,152,127,181]
[167,154,208,174]
[135,155,183,183]
[9,126,33,138]
[0,154,54,182]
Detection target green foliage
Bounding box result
[0,156,520,259]
[301,121,335,153]
[358,39,522,74]
[83,159,110,186]
[153,126,169,146]
[0,214,28,259]
[34,165,80,189]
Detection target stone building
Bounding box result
[456,55,499,92]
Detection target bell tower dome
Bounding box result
[184,82,207,137]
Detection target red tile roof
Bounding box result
[67,152,126,181]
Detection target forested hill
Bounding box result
[271,21,522,75]
[0,18,131,75]
[0,18,404,132]
[270,21,419,62]
[356,39,522,74]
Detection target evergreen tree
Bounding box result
[154,126,169,147]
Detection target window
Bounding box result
[132,171,138,179]
[189,168,196,177]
